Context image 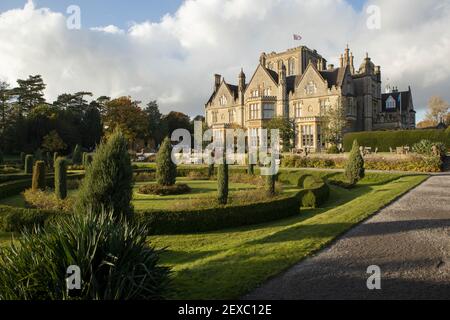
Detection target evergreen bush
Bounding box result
[24,154,34,174]
[74,130,133,219]
[345,140,365,186]
[217,157,229,205]
[55,157,67,200]
[31,161,46,191]
[156,137,176,186]
[72,144,82,165]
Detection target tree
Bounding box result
[31,161,46,191]
[156,137,177,186]
[217,156,229,205]
[162,111,192,137]
[425,96,449,124]
[416,119,438,129]
[82,105,102,150]
[103,97,149,148]
[144,101,165,148]
[55,157,67,200]
[42,130,67,153]
[0,81,13,151]
[345,140,365,186]
[264,117,294,151]
[322,102,347,148]
[75,130,133,219]
[15,75,46,114]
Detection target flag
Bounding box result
[293,34,302,41]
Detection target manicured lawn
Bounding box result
[148,174,427,299]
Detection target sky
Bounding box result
[0,0,449,121]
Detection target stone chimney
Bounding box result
[214,74,221,91]
[327,64,334,70]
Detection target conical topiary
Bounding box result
[156,137,177,186]
[217,154,228,205]
[74,130,133,219]
[24,154,34,174]
[55,157,67,200]
[345,139,365,186]
[32,161,46,191]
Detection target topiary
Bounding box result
[217,156,229,205]
[55,157,67,200]
[208,163,214,178]
[72,144,82,165]
[24,154,34,174]
[20,152,25,168]
[53,152,59,167]
[265,173,276,196]
[31,161,46,191]
[74,130,133,219]
[0,210,171,300]
[156,137,176,186]
[345,139,365,186]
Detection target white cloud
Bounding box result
[90,25,125,35]
[0,0,449,120]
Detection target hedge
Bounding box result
[297,178,330,208]
[0,173,31,184]
[343,129,450,152]
[0,205,59,232]
[135,192,302,235]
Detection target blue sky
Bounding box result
[0,0,368,28]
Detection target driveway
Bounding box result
[245,174,450,300]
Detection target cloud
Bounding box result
[0,0,449,120]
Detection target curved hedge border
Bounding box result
[343,129,450,152]
[135,192,302,235]
[0,205,58,232]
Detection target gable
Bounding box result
[295,64,328,97]
[211,81,235,107]
[244,64,278,99]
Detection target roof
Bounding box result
[319,67,347,88]
[381,90,414,113]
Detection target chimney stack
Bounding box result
[214,74,221,91]
[327,64,334,70]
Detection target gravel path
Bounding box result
[245,175,450,300]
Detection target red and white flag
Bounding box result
[293,34,302,41]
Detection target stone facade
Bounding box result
[205,45,416,152]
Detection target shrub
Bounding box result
[186,171,209,180]
[53,152,59,167]
[20,152,25,168]
[138,183,191,196]
[265,174,276,196]
[298,179,330,208]
[136,192,301,235]
[23,189,73,212]
[0,205,57,232]
[55,157,67,200]
[45,151,52,169]
[327,145,340,154]
[0,210,171,300]
[133,172,156,182]
[343,129,450,152]
[217,160,229,205]
[75,130,133,219]
[412,139,446,158]
[31,161,46,191]
[345,140,365,185]
[156,137,176,186]
[24,154,34,174]
[208,163,215,178]
[72,144,82,165]
[34,149,43,161]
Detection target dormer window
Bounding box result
[219,95,227,106]
[386,96,396,109]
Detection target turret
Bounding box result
[238,68,246,105]
[259,52,266,66]
[277,63,287,117]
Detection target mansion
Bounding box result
[204,45,416,151]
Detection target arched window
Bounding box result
[219,95,227,106]
[288,58,295,75]
[305,81,316,95]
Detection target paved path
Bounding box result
[245,175,450,300]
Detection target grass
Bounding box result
[147,173,427,300]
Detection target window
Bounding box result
[294,102,303,118]
[386,96,396,109]
[301,125,314,147]
[212,111,218,123]
[249,103,260,119]
[219,95,227,106]
[305,81,316,95]
[288,58,295,76]
[251,89,259,98]
[249,128,259,147]
[263,87,272,96]
[229,109,235,123]
[263,104,274,119]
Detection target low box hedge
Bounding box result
[298,179,330,208]
[0,205,59,232]
[0,173,31,184]
[343,129,450,152]
[136,192,302,235]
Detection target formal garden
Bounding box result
[0,129,436,299]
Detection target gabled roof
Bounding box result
[244,63,279,95]
[319,66,348,88]
[206,80,242,106]
[381,90,414,113]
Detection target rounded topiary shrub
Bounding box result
[0,210,171,300]
[345,139,365,186]
[156,137,177,186]
[74,130,133,219]
[138,183,191,196]
[55,157,67,200]
[31,161,46,191]
[24,154,34,174]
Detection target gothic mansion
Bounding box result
[204,45,416,152]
